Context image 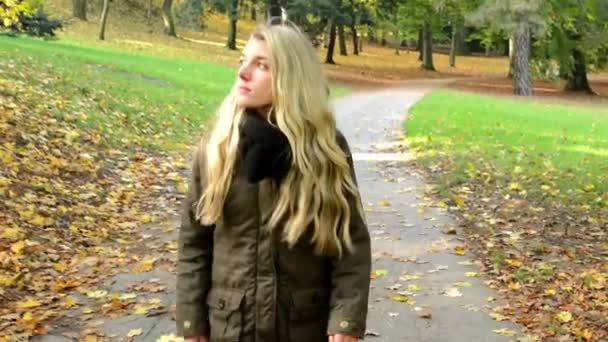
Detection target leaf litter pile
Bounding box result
[410,144,607,339]
[0,58,191,339]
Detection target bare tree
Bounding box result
[73,0,87,20]
[98,0,109,40]
[162,0,176,37]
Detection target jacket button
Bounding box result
[339,321,349,329]
[218,299,226,309]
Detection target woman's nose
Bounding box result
[238,64,251,81]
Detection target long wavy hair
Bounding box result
[196,21,361,257]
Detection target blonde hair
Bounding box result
[196,22,361,257]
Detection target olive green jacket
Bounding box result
[176,133,371,341]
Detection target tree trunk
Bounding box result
[251,0,257,20]
[147,0,153,20]
[359,34,363,52]
[456,22,469,55]
[268,0,281,17]
[325,20,337,64]
[227,0,238,49]
[73,0,87,20]
[162,0,176,37]
[417,27,423,61]
[367,27,375,43]
[351,24,359,55]
[422,20,435,71]
[507,35,514,78]
[338,24,347,56]
[449,22,457,67]
[98,0,109,40]
[565,49,594,93]
[513,26,532,96]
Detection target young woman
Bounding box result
[176,20,371,342]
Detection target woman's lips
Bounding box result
[238,85,251,94]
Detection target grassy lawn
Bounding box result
[0,35,350,150]
[407,90,608,203]
[406,89,608,339]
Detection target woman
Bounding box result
[176,19,371,342]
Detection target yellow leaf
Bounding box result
[82,307,95,314]
[453,281,472,287]
[140,214,153,224]
[29,215,46,226]
[54,263,67,272]
[127,329,143,337]
[148,298,163,305]
[1,227,23,240]
[493,328,517,336]
[176,182,188,194]
[156,334,184,342]
[486,296,496,302]
[453,194,465,208]
[509,182,522,191]
[453,245,466,256]
[132,258,155,273]
[10,240,25,255]
[84,336,98,342]
[508,282,521,290]
[119,293,137,300]
[408,284,422,291]
[134,305,149,315]
[22,312,34,322]
[63,296,78,308]
[465,272,479,278]
[370,269,388,279]
[505,259,523,267]
[16,297,42,309]
[574,328,593,340]
[555,311,572,323]
[378,199,391,207]
[86,290,108,299]
[544,289,556,296]
[490,312,507,321]
[444,288,463,297]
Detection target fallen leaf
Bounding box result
[16,298,42,309]
[127,329,143,337]
[370,269,388,279]
[493,328,516,337]
[84,336,98,342]
[10,240,26,255]
[378,199,391,207]
[408,284,422,291]
[82,307,94,314]
[443,288,463,297]
[132,258,156,273]
[490,312,507,321]
[465,272,479,278]
[555,311,572,323]
[388,312,399,317]
[453,245,466,256]
[453,281,473,287]
[86,290,108,299]
[156,334,184,342]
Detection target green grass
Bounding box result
[406,90,608,204]
[0,35,350,151]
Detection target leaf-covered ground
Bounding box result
[407,90,608,341]
[0,47,195,339]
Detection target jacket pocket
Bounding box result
[289,289,329,342]
[206,287,245,342]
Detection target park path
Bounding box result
[34,82,522,342]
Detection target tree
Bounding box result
[72,0,86,20]
[98,0,109,40]
[469,0,549,96]
[542,0,608,93]
[338,24,348,55]
[326,19,337,63]
[396,0,439,70]
[227,0,238,49]
[162,0,176,36]
[421,19,435,70]
[268,0,281,17]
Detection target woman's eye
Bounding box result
[238,59,244,66]
[258,63,268,70]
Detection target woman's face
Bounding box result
[236,38,273,111]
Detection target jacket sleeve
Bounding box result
[176,145,214,338]
[327,133,372,339]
